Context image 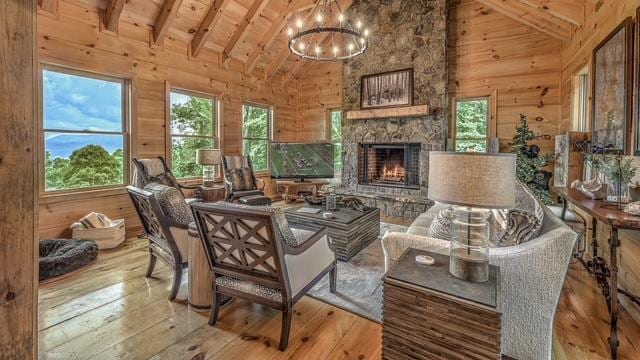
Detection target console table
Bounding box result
[554,186,640,359]
[276,179,328,203]
[382,249,501,359]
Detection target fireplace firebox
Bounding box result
[358,143,420,189]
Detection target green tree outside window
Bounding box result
[242,104,271,172]
[455,98,489,152]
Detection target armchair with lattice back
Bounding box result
[191,201,337,351]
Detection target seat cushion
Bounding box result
[144,183,194,226]
[215,275,282,303]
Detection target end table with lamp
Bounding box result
[196,148,222,187]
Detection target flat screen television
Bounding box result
[270,143,335,180]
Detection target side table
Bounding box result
[195,184,226,203]
[187,223,212,311]
[382,249,501,360]
[276,179,328,203]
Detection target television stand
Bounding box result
[276,179,329,203]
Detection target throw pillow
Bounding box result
[427,207,453,240]
[144,183,194,226]
[227,168,257,191]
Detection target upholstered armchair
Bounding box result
[221,155,266,202]
[127,185,193,301]
[382,205,576,360]
[190,202,337,351]
[132,156,200,204]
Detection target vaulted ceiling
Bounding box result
[37,0,594,84]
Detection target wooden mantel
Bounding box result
[345,105,430,120]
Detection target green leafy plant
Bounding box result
[586,154,637,185]
[509,114,557,204]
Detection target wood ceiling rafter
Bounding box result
[153,0,185,45]
[38,0,58,13]
[245,0,314,74]
[221,0,270,67]
[103,0,127,32]
[191,0,229,58]
[516,0,583,26]
[476,0,574,41]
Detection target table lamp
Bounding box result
[196,148,222,187]
[428,151,516,282]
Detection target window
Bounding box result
[42,67,128,192]
[571,67,589,132]
[330,110,343,175]
[242,103,271,172]
[170,90,218,179]
[453,97,490,152]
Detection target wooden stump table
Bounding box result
[188,224,212,311]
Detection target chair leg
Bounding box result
[209,288,223,326]
[145,252,157,278]
[279,305,293,351]
[168,263,182,301]
[329,263,337,294]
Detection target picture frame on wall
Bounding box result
[591,17,633,155]
[360,68,413,110]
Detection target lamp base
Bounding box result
[450,247,489,283]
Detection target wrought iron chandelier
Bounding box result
[287,0,369,61]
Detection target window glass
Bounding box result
[42,69,127,192]
[331,110,343,174]
[170,91,217,178]
[455,98,489,153]
[242,104,271,172]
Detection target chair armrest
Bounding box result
[254,177,265,191]
[283,227,329,256]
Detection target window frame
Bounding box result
[327,108,343,177]
[571,66,590,132]
[242,102,273,174]
[39,64,131,196]
[167,88,220,181]
[450,91,497,153]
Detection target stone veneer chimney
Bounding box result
[338,0,448,218]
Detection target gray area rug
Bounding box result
[307,222,408,323]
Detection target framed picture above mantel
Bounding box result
[360,68,414,110]
[591,17,633,155]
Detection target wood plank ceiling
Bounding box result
[37,0,589,83]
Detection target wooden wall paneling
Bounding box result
[296,61,343,141]
[39,0,58,14]
[0,0,38,357]
[560,0,640,326]
[152,0,185,45]
[516,0,584,26]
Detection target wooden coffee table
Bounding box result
[284,205,380,261]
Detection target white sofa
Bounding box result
[382,200,577,360]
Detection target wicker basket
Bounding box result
[71,219,126,250]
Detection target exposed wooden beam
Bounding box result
[221,0,269,66]
[38,0,57,13]
[245,0,314,74]
[103,0,126,32]
[516,0,583,26]
[191,0,228,58]
[153,0,184,45]
[476,0,572,41]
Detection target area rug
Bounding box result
[307,222,408,323]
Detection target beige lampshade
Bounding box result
[428,151,516,209]
[196,148,222,166]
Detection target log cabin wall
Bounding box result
[37,0,298,239]
[560,0,640,324]
[448,0,563,154]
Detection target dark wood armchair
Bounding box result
[190,202,337,351]
[132,156,200,204]
[127,185,189,301]
[221,155,266,202]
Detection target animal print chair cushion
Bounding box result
[144,183,193,226]
[226,168,257,191]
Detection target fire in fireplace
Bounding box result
[358,143,420,189]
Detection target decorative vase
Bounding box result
[606,180,630,204]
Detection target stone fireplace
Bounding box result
[337,0,448,219]
[358,143,421,189]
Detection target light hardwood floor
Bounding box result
[39,236,640,359]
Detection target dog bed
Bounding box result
[39,239,99,282]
